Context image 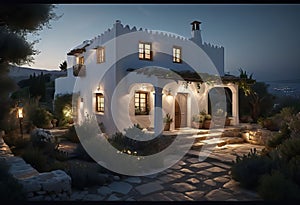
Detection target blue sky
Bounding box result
[26,4,300,81]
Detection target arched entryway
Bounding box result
[208,87,232,115]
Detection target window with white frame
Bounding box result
[96,47,105,63]
[173,46,182,63]
[134,91,149,115]
[96,93,104,112]
[139,42,152,60]
[77,56,84,65]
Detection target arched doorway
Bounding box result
[208,87,232,117]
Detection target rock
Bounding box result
[185,190,205,200]
[107,194,121,201]
[204,179,217,187]
[186,178,200,184]
[213,176,231,183]
[205,189,233,201]
[171,182,196,192]
[108,181,132,195]
[83,194,105,201]
[124,177,142,184]
[113,175,120,181]
[135,181,164,195]
[97,186,112,196]
[205,167,227,173]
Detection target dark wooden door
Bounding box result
[175,93,187,128]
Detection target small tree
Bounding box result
[238,68,274,122]
[59,60,67,71]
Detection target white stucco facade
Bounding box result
[55,20,239,135]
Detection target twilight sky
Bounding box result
[25,4,300,81]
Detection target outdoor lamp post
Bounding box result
[17,102,24,139]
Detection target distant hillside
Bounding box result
[8,66,67,82]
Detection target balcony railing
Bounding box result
[73,64,86,77]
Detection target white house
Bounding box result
[55,20,240,135]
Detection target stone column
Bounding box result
[231,85,239,125]
[154,86,163,136]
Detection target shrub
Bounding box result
[267,123,291,148]
[3,130,29,149]
[74,143,94,162]
[30,128,58,155]
[231,148,274,189]
[27,105,53,128]
[67,162,107,190]
[258,171,300,201]
[54,94,73,126]
[21,147,48,172]
[63,125,80,143]
[277,138,300,162]
[0,161,26,201]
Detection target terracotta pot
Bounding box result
[192,121,203,129]
[203,120,211,129]
[225,118,231,126]
[164,123,170,131]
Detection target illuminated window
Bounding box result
[134,91,149,115]
[96,93,104,112]
[78,56,84,65]
[96,47,105,63]
[173,47,182,63]
[139,42,152,60]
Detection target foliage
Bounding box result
[0,5,60,128]
[258,171,300,201]
[74,143,94,162]
[109,126,176,156]
[66,161,107,190]
[238,69,274,122]
[26,103,53,128]
[21,147,48,172]
[3,130,29,149]
[231,148,275,189]
[12,72,51,101]
[267,123,291,148]
[163,113,173,123]
[192,114,205,122]
[0,161,26,201]
[59,60,67,71]
[62,125,80,143]
[54,94,73,126]
[277,138,300,162]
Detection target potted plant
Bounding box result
[203,114,213,129]
[225,116,231,126]
[192,114,205,129]
[163,113,173,131]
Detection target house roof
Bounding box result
[67,40,91,56]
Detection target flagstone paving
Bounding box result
[70,143,264,201]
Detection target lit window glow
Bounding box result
[139,42,152,60]
[97,47,105,63]
[173,47,182,63]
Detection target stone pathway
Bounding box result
[70,143,264,201]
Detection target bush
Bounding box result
[267,123,291,148]
[21,147,48,172]
[231,148,274,189]
[30,128,58,155]
[74,143,94,162]
[3,130,29,149]
[66,162,107,190]
[27,104,53,128]
[0,161,26,201]
[258,171,300,200]
[63,125,80,143]
[277,138,300,162]
[54,94,73,126]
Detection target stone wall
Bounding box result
[0,134,72,201]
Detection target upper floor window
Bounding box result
[173,47,182,63]
[97,47,105,63]
[77,56,84,65]
[139,42,152,60]
[96,93,104,113]
[134,91,149,115]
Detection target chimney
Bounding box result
[190,20,202,46]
